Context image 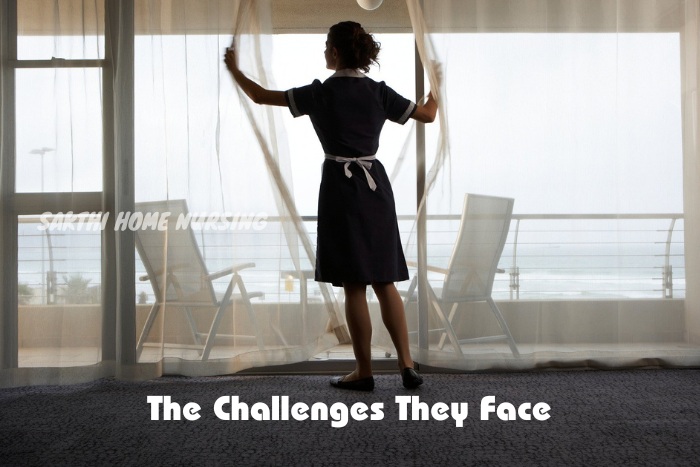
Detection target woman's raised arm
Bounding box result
[411,92,438,123]
[224,47,287,107]
[411,61,441,123]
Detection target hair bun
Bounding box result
[328,21,381,73]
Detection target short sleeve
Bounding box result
[383,83,416,125]
[285,79,322,118]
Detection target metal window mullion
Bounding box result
[14,192,102,215]
[101,0,116,363]
[13,59,105,68]
[104,0,136,367]
[415,40,429,353]
[0,0,19,369]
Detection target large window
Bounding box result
[426,32,682,214]
[3,0,700,386]
[12,1,106,368]
[133,33,419,305]
[424,32,684,300]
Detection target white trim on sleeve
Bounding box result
[286,89,302,117]
[398,101,416,125]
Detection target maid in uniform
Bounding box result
[225,21,438,390]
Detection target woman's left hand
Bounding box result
[224,44,238,73]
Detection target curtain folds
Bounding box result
[394,0,700,370]
[131,0,343,378]
[1,0,699,387]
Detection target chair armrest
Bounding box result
[206,262,256,281]
[406,260,449,275]
[427,265,449,274]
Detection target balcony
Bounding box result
[15,213,691,369]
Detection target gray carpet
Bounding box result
[1,369,699,466]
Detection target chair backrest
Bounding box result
[134,200,216,304]
[442,194,514,302]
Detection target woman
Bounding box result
[225,21,438,391]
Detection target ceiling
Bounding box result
[15,0,685,36]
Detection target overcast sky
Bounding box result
[15,31,683,217]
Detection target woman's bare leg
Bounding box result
[342,282,373,380]
[372,282,414,370]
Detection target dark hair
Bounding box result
[328,21,380,73]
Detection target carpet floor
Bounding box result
[1,369,699,466]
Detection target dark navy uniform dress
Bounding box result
[285,69,416,287]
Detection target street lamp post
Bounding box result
[29,147,56,304]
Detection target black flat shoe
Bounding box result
[401,368,423,389]
[330,375,375,392]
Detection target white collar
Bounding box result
[328,69,366,79]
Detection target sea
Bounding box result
[16,217,686,305]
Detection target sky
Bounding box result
[14,31,684,217]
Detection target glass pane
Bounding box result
[18,215,102,367]
[426,32,682,215]
[15,68,103,193]
[422,32,684,302]
[17,0,105,60]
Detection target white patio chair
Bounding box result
[134,199,275,361]
[403,193,519,357]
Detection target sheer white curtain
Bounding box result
[383,0,700,370]
[131,0,343,376]
[1,0,699,387]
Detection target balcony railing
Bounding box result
[504,214,684,300]
[17,213,685,305]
